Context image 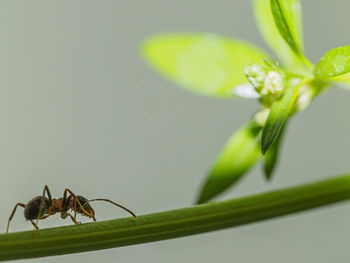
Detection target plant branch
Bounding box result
[1,174,350,261]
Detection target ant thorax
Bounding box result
[50,198,64,213]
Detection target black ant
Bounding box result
[6,185,136,233]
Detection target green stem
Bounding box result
[1,174,350,261]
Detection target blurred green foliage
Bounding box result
[142,0,350,203]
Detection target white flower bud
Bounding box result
[232,83,261,99]
[254,108,270,126]
[244,64,266,88]
[261,71,284,95]
[295,84,314,111]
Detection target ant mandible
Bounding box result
[6,185,136,233]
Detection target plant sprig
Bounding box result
[1,174,350,261]
[141,0,350,203]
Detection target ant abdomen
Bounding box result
[24,196,49,220]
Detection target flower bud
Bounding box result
[232,83,260,99]
[294,83,314,112]
[244,64,266,89]
[261,71,284,95]
[254,108,270,126]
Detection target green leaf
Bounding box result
[270,0,303,57]
[263,121,288,180]
[141,33,269,98]
[314,46,350,85]
[196,121,262,204]
[261,85,299,155]
[253,0,311,73]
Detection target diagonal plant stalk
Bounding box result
[1,174,350,261]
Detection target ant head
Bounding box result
[24,196,50,220]
[74,195,95,218]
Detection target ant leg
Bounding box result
[43,185,53,203]
[31,214,51,236]
[30,220,39,237]
[6,203,25,233]
[61,191,84,222]
[30,220,39,230]
[37,185,53,224]
[66,213,81,225]
[39,214,50,220]
[73,210,82,224]
[62,188,92,217]
[62,188,69,208]
[62,194,71,211]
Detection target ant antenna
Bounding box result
[89,199,136,218]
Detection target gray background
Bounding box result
[1,0,349,262]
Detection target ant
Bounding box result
[6,185,136,233]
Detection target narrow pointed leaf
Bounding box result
[270,0,303,57]
[314,46,350,87]
[253,0,310,73]
[196,121,262,204]
[261,85,299,155]
[263,121,288,180]
[141,33,268,98]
